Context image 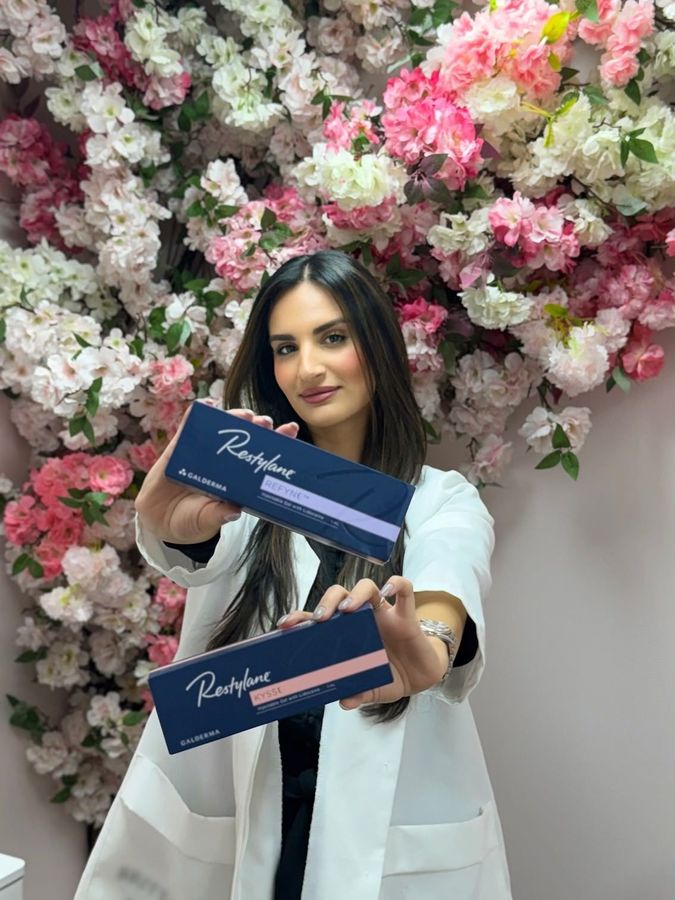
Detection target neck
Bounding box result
[309,411,368,463]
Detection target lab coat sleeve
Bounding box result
[403,469,495,705]
[135,512,252,588]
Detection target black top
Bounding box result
[164,533,478,898]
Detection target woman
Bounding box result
[75,250,512,900]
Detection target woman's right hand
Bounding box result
[135,404,300,544]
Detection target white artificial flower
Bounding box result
[293,145,407,210]
[460,284,534,330]
[427,208,491,256]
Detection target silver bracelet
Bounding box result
[418,618,458,683]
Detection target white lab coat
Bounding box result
[75,465,513,900]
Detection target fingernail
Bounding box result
[223,512,241,522]
[277,614,289,626]
[379,582,395,597]
[262,415,273,425]
[338,597,352,611]
[312,606,326,620]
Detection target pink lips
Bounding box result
[300,387,340,405]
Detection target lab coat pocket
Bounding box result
[379,800,509,900]
[79,753,236,900]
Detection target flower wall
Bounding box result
[0,0,673,827]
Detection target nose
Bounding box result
[297,342,326,381]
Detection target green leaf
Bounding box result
[193,91,209,119]
[541,11,571,43]
[624,78,641,106]
[543,303,568,318]
[165,320,192,354]
[422,419,440,442]
[0,319,5,343]
[185,200,204,218]
[620,139,629,168]
[548,52,561,71]
[575,0,599,22]
[122,710,147,727]
[57,496,83,509]
[9,699,47,735]
[214,204,239,219]
[11,554,30,575]
[535,450,562,470]
[73,333,91,349]
[86,491,109,505]
[184,278,209,292]
[177,108,192,133]
[129,336,144,358]
[439,340,458,375]
[27,558,44,579]
[560,67,579,82]
[552,423,571,449]
[561,451,580,480]
[50,787,72,804]
[15,649,47,663]
[461,183,489,201]
[629,137,658,164]
[260,207,277,230]
[583,84,608,107]
[432,0,455,27]
[81,731,102,748]
[611,365,632,392]
[85,377,102,418]
[75,65,99,82]
[82,418,95,445]
[636,48,650,65]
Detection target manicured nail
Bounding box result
[223,511,241,522]
[313,606,326,620]
[379,582,395,597]
[338,597,353,611]
[262,415,273,425]
[277,614,289,626]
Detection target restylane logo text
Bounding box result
[216,429,296,480]
[185,668,274,708]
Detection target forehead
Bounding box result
[268,282,342,332]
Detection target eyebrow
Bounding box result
[269,317,347,342]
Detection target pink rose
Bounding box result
[621,324,665,381]
[3,495,41,546]
[145,635,179,667]
[128,440,159,473]
[89,456,134,497]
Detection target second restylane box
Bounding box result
[164,403,415,564]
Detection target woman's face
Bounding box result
[268,281,372,436]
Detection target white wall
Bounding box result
[428,329,675,900]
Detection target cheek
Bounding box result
[337,348,370,391]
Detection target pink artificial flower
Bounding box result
[665,228,675,257]
[34,538,68,580]
[0,115,69,188]
[143,71,192,110]
[48,516,86,550]
[488,192,537,247]
[31,454,91,508]
[155,577,187,611]
[128,440,159,473]
[145,634,179,667]
[398,297,448,334]
[620,323,665,381]
[323,196,397,231]
[149,356,195,400]
[89,456,134,497]
[577,0,621,44]
[638,288,675,331]
[3,495,41,546]
[73,12,146,90]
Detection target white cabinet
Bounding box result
[0,855,24,899]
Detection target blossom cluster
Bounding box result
[0,0,674,825]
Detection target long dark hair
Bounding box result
[206,250,427,724]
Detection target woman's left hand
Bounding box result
[276,575,448,710]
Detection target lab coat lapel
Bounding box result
[230,532,320,898]
[302,658,408,899]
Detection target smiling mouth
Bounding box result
[300,388,340,403]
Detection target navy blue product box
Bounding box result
[164,403,415,564]
[148,605,393,754]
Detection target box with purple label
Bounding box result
[148,605,393,753]
[164,402,415,563]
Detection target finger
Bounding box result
[334,578,384,614]
[311,584,350,621]
[276,421,300,439]
[276,610,316,629]
[378,575,416,618]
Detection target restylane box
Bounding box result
[164,402,415,564]
[148,605,394,753]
